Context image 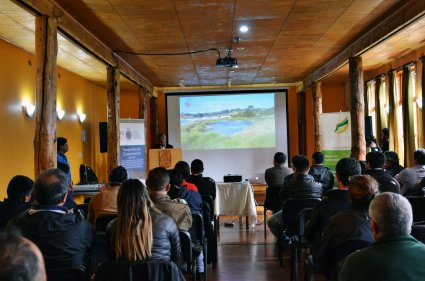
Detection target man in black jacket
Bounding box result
[187,159,216,200]
[364,151,400,193]
[309,152,335,193]
[0,175,34,229]
[267,155,322,237]
[8,169,93,271]
[305,158,361,245]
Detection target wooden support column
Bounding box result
[349,57,366,160]
[150,97,159,146]
[107,66,120,175]
[34,15,58,176]
[297,91,307,155]
[312,82,323,152]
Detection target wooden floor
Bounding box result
[193,213,326,281]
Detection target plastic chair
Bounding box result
[179,230,195,281]
[95,259,185,281]
[411,223,425,243]
[93,231,109,270]
[95,214,117,231]
[406,196,425,223]
[46,266,88,281]
[277,197,321,272]
[189,213,207,281]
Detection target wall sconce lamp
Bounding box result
[22,103,36,118]
[57,108,65,120]
[77,112,86,123]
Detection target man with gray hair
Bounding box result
[339,192,425,281]
[0,231,46,281]
[8,169,92,271]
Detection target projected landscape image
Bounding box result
[180,94,275,149]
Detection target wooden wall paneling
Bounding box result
[107,66,120,175]
[34,15,57,176]
[297,91,307,156]
[150,97,159,148]
[312,82,323,152]
[349,57,366,161]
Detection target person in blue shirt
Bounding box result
[56,137,76,210]
[57,137,71,181]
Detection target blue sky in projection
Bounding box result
[180,93,274,114]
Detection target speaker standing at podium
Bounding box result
[153,132,173,149]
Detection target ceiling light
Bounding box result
[239,25,249,33]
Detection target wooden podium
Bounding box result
[147,148,182,171]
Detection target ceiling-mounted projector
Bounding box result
[216,56,237,67]
[216,48,238,67]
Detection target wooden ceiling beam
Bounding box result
[12,0,153,94]
[303,0,425,89]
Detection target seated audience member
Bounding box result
[0,231,46,281]
[8,169,92,270]
[384,151,404,177]
[106,179,181,263]
[305,158,361,245]
[187,159,216,200]
[309,151,335,194]
[364,151,400,193]
[148,167,192,231]
[0,175,34,229]
[313,175,378,280]
[267,155,322,237]
[264,152,294,213]
[173,161,198,192]
[153,132,173,149]
[339,192,425,281]
[395,148,425,195]
[168,169,204,275]
[87,166,128,225]
[265,152,293,187]
[168,169,202,214]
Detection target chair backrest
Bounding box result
[406,196,425,222]
[264,185,284,212]
[297,208,314,236]
[328,239,372,278]
[47,266,88,281]
[95,214,117,231]
[189,213,204,244]
[201,195,214,216]
[411,224,425,243]
[178,230,192,270]
[93,231,109,270]
[282,197,321,234]
[95,259,185,281]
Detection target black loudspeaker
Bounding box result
[365,116,373,138]
[99,122,107,153]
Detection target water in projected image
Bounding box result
[180,94,275,149]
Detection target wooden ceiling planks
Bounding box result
[2,0,424,89]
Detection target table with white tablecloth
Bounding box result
[215,181,258,228]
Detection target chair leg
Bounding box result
[277,234,283,267]
[304,255,312,281]
[291,245,298,281]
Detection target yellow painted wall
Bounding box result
[0,38,108,200]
